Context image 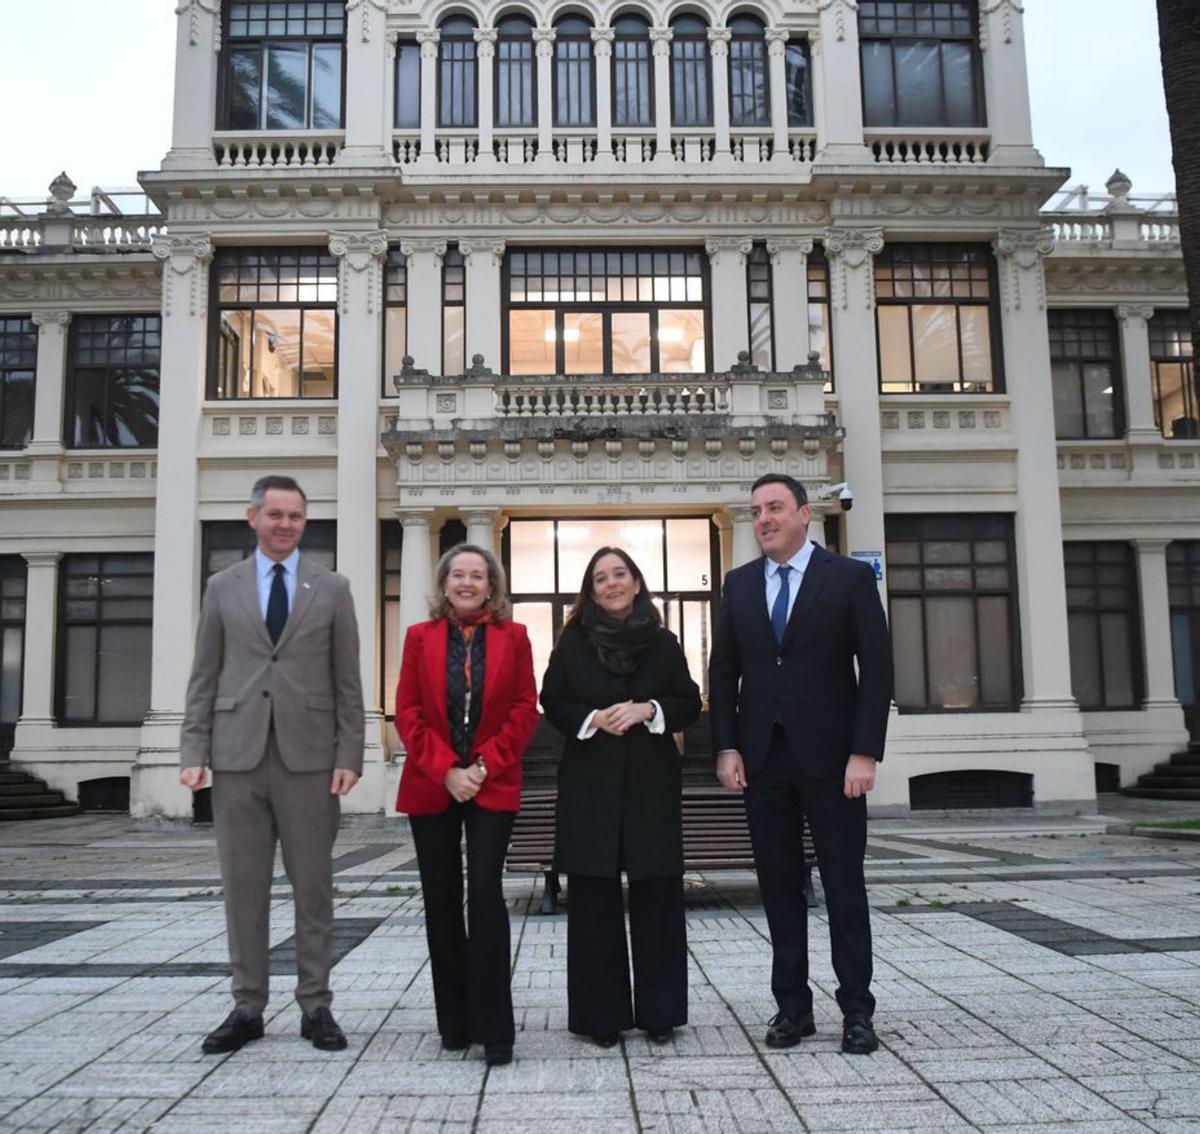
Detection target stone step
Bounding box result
[1138,775,1200,790]
[0,771,35,786]
[1122,786,1200,800]
[0,803,81,820]
[1167,751,1200,767]
[0,781,53,796]
[0,792,70,809]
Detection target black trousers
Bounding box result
[410,802,516,1045]
[566,873,687,1036]
[743,729,875,1020]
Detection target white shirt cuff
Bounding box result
[646,700,666,734]
[577,710,599,740]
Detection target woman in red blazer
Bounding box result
[395,542,539,1067]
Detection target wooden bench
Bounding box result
[507,714,817,913]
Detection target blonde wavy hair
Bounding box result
[428,542,512,621]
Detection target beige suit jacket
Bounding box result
[181,555,365,774]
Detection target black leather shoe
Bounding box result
[441,1033,469,1052]
[485,1042,513,1066]
[202,1008,264,1054]
[646,1028,674,1044]
[591,1032,620,1048]
[841,1015,879,1055]
[301,1006,348,1051]
[765,1010,816,1049]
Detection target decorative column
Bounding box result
[808,512,828,550]
[397,510,436,647]
[463,509,502,556]
[12,552,60,739]
[162,0,220,169]
[132,236,214,818]
[766,28,791,163]
[342,0,391,164]
[417,30,440,167]
[400,239,447,375]
[766,238,813,370]
[330,231,389,811]
[730,505,758,566]
[473,29,497,167]
[823,228,886,582]
[592,28,615,163]
[978,0,1042,167]
[713,511,733,578]
[27,311,70,487]
[706,237,753,371]
[650,26,674,164]
[993,228,1077,709]
[461,239,505,372]
[1117,304,1162,471]
[534,27,556,164]
[1136,540,1182,710]
[708,28,732,160]
[811,0,868,163]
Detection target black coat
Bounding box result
[541,623,702,881]
[708,545,893,778]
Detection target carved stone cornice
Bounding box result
[705,237,754,265]
[823,226,884,310]
[817,0,859,42]
[174,0,220,52]
[0,262,161,306]
[151,235,214,317]
[460,239,506,268]
[328,231,388,315]
[993,227,1055,312]
[979,0,1025,50]
[345,0,387,43]
[31,310,72,329]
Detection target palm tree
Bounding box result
[1157,0,1200,362]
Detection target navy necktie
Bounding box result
[771,564,792,645]
[266,563,288,644]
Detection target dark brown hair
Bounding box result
[565,546,659,626]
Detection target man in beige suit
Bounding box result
[180,475,364,1054]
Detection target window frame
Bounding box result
[495,14,537,129]
[1048,308,1125,440]
[0,556,27,733]
[394,37,422,129]
[746,242,775,371]
[442,245,466,376]
[670,15,712,128]
[65,314,162,450]
[858,0,985,130]
[728,15,770,128]
[785,38,813,127]
[808,244,834,391]
[218,0,347,131]
[383,247,408,396]
[1149,309,1198,439]
[612,15,654,128]
[437,16,479,129]
[0,315,35,451]
[874,242,1004,395]
[208,247,340,401]
[552,15,596,128]
[55,552,154,727]
[501,247,712,377]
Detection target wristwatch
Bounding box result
[646,702,658,722]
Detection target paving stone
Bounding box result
[0,1094,175,1133]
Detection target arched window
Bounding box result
[554,14,594,127]
[670,13,711,127]
[496,13,535,128]
[729,13,769,126]
[438,15,477,128]
[785,38,812,126]
[612,13,652,127]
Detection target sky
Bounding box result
[0,0,1177,207]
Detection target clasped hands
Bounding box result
[445,758,488,803]
[593,700,653,737]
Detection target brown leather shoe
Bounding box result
[301,1006,348,1051]
[202,1008,264,1054]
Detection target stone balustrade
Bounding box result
[495,376,731,419]
[212,131,345,169]
[0,214,163,252]
[865,130,991,165]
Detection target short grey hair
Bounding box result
[429,543,511,621]
[250,475,307,510]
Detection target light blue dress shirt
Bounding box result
[764,540,815,625]
[255,548,300,620]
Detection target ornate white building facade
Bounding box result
[0,0,1193,817]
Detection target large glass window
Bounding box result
[211,248,338,400]
[1065,542,1143,710]
[394,39,421,128]
[786,39,813,126]
[809,246,833,390]
[383,248,408,395]
[554,15,594,127]
[0,316,35,449]
[0,557,26,749]
[57,554,153,726]
[886,514,1020,712]
[442,246,466,376]
[1150,310,1198,439]
[1049,310,1123,439]
[670,15,711,128]
[496,14,536,128]
[859,0,983,129]
[876,244,1000,393]
[438,15,477,128]
[613,14,653,128]
[729,14,769,127]
[1169,541,1200,734]
[67,315,161,449]
[505,248,708,376]
[506,517,719,697]
[747,243,774,371]
[222,0,344,130]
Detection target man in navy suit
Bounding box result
[709,473,892,1054]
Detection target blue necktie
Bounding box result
[771,564,792,645]
[266,563,288,644]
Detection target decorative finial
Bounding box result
[46,172,76,216]
[1105,168,1133,204]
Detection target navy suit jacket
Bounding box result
[708,544,893,778]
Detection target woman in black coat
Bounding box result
[540,546,702,1047]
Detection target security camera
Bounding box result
[839,485,854,512]
[815,481,854,512]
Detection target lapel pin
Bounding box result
[303,582,311,590]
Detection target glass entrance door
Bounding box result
[1169,541,1200,740]
[0,557,27,759]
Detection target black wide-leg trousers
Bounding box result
[743,728,875,1021]
[410,802,516,1046]
[566,873,688,1037]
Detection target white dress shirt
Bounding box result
[255,548,300,620]
[764,539,815,624]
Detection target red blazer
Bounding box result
[395,618,539,815]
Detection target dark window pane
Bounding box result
[926,596,978,709]
[860,41,895,127]
[891,596,927,708]
[229,46,263,129]
[785,42,811,126]
[977,595,1014,705]
[0,371,33,448]
[941,41,977,126]
[894,41,943,127]
[96,625,152,723]
[265,43,308,129]
[1069,611,1103,709]
[311,42,342,128]
[395,41,421,127]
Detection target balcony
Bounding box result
[1044,172,1180,255]
[0,179,164,253]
